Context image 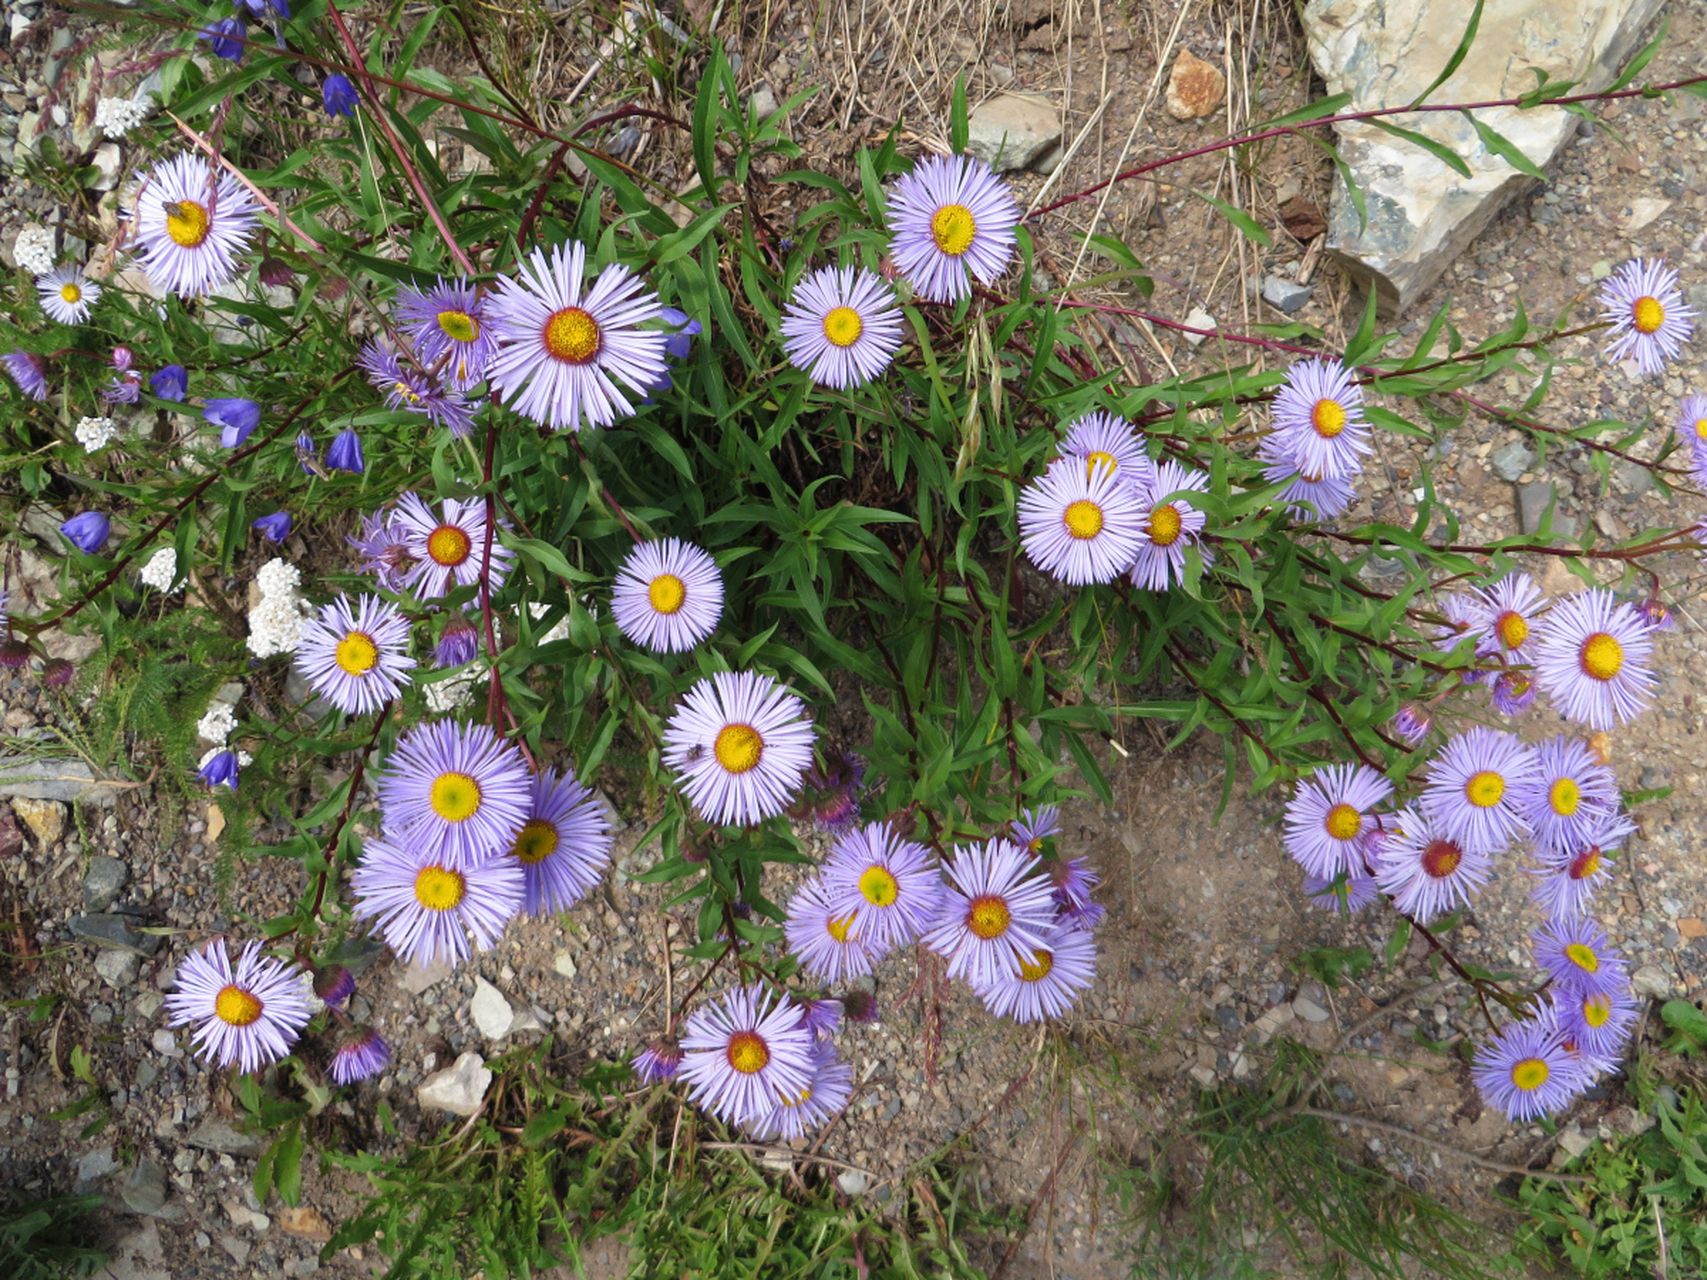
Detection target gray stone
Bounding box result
[966,94,1061,172]
[1632,964,1673,998]
[120,1159,179,1218]
[1182,307,1216,345]
[150,1029,181,1058]
[1292,994,1331,1023]
[1615,460,1655,497]
[417,1052,492,1117]
[95,949,140,986]
[470,977,514,1041]
[216,1234,252,1266]
[0,756,123,805]
[10,795,65,846]
[184,1118,263,1155]
[91,141,123,191]
[1517,480,1560,535]
[83,855,128,910]
[1261,275,1313,313]
[397,959,455,994]
[750,84,779,121]
[551,951,578,980]
[70,913,162,956]
[76,1145,121,1185]
[835,1168,869,1197]
[1305,0,1667,315]
[1490,441,1536,483]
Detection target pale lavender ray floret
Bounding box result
[1017,456,1148,586]
[1428,590,1491,666]
[330,1028,391,1085]
[131,152,261,297]
[3,349,48,400]
[1391,704,1432,747]
[506,766,614,917]
[1302,868,1381,915]
[1528,810,1633,921]
[751,1041,854,1140]
[1046,853,1099,915]
[356,339,479,437]
[1372,804,1492,924]
[1010,805,1061,855]
[678,984,817,1129]
[1555,981,1639,1064]
[971,920,1097,1023]
[1472,572,1547,664]
[794,996,842,1039]
[393,492,515,600]
[394,276,496,392]
[783,875,884,982]
[1510,736,1620,857]
[1058,410,1157,493]
[1533,918,1629,1000]
[350,837,524,967]
[1471,1014,1590,1122]
[886,152,1020,303]
[1419,726,1539,856]
[486,240,667,433]
[1280,762,1393,879]
[348,508,416,591]
[293,593,416,716]
[36,263,100,325]
[1129,460,1210,591]
[434,615,479,668]
[1675,393,1707,465]
[921,838,1058,988]
[661,670,816,827]
[1530,588,1656,731]
[1269,357,1371,480]
[1258,434,1358,521]
[164,940,314,1074]
[779,264,905,389]
[1597,257,1696,376]
[375,719,534,869]
[820,822,945,950]
[1489,670,1536,717]
[611,537,724,653]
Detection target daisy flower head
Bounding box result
[679,984,817,1129]
[1471,1015,1589,1122]
[1372,804,1492,923]
[356,339,479,437]
[662,671,816,827]
[1531,588,1656,731]
[348,507,416,591]
[506,766,614,917]
[394,492,514,600]
[1528,810,1633,921]
[164,940,314,1074]
[972,921,1097,1023]
[1046,854,1101,919]
[886,152,1020,303]
[1428,590,1490,665]
[1675,393,1707,464]
[131,152,261,298]
[1303,868,1381,915]
[783,876,883,982]
[395,276,496,392]
[1473,572,1546,664]
[1489,670,1536,717]
[376,719,534,868]
[36,264,100,325]
[793,996,842,1039]
[1281,762,1394,879]
[1258,435,1358,521]
[1420,726,1539,856]
[350,837,524,967]
[1511,736,1620,857]
[1597,258,1695,376]
[752,1042,854,1140]
[921,838,1058,987]
[486,240,666,433]
[1017,456,1148,585]
[3,349,48,400]
[779,265,904,389]
[1269,358,1371,480]
[1059,410,1156,493]
[329,1027,391,1085]
[820,822,945,950]
[293,594,416,716]
[611,537,724,653]
[1010,805,1061,856]
[1533,918,1628,999]
[632,1037,683,1084]
[1129,461,1210,591]
[805,749,865,834]
[1556,982,1639,1064]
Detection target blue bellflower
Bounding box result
[60,511,111,555]
[150,365,189,401]
[322,74,359,119]
[326,428,365,474]
[204,398,261,448]
[198,750,241,790]
[252,512,292,542]
[201,16,245,62]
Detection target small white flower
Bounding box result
[94,96,151,139]
[196,703,238,746]
[13,226,56,277]
[255,558,303,600]
[139,547,181,592]
[75,416,119,452]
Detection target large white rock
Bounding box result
[967,94,1062,172]
[470,977,515,1040]
[1304,0,1665,315]
[417,1052,492,1117]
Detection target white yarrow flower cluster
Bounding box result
[196,702,238,745]
[95,96,151,139]
[247,557,312,659]
[139,547,180,592]
[75,416,119,452]
[13,226,55,276]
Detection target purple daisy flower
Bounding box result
[486,241,666,433]
[662,671,816,828]
[679,984,817,1129]
[751,1041,854,1140]
[1010,805,1060,856]
[1372,805,1491,924]
[886,152,1019,304]
[1597,258,1695,376]
[820,822,944,950]
[1634,596,1674,632]
[1392,704,1432,746]
[131,153,261,298]
[356,339,479,437]
[1533,919,1629,999]
[348,508,416,591]
[1129,461,1210,591]
[1303,868,1382,915]
[102,372,143,404]
[1420,727,1539,856]
[313,965,356,1007]
[661,307,701,361]
[1471,1015,1589,1122]
[1511,737,1620,857]
[3,349,48,400]
[1676,394,1707,465]
[1473,572,1546,664]
[506,766,613,917]
[971,921,1097,1023]
[1017,456,1148,586]
[1268,358,1370,480]
[632,1037,683,1083]
[1056,898,1106,931]
[1531,588,1656,731]
[376,719,534,868]
[293,594,416,716]
[251,511,291,543]
[780,265,904,389]
[434,615,479,668]
[611,537,724,653]
[1555,982,1639,1064]
[1261,444,1359,521]
[921,839,1058,987]
[326,427,365,474]
[1059,410,1156,493]
[350,838,524,966]
[1489,670,1536,717]
[329,1027,391,1085]
[842,988,880,1023]
[59,511,110,555]
[784,876,884,982]
[164,940,314,1074]
[393,492,514,600]
[805,750,864,834]
[794,996,842,1039]
[1281,763,1393,880]
[36,264,99,325]
[1528,811,1633,921]
[394,276,495,392]
[1428,591,1490,667]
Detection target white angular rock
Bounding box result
[470,977,515,1040]
[417,1052,492,1117]
[966,94,1062,172]
[1304,0,1666,315]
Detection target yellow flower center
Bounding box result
[437,309,479,343]
[335,630,379,676]
[544,306,601,363]
[1465,770,1504,808]
[1422,838,1462,879]
[858,864,900,906]
[1582,994,1613,1028]
[1324,803,1362,841]
[1565,942,1599,973]
[966,894,1011,940]
[1580,632,1623,681]
[779,1084,812,1108]
[427,523,472,567]
[713,723,763,774]
[429,771,482,822]
[930,203,977,256]
[1549,778,1580,817]
[1085,451,1118,478]
[1496,611,1528,650]
[648,573,686,614]
[823,306,863,347]
[511,818,560,865]
[1569,848,1602,881]
[60,282,82,304]
[165,200,211,248]
[1311,398,1346,438]
[214,984,263,1027]
[726,1030,769,1074]
[414,864,466,910]
[1632,295,1665,335]
[1018,949,1054,982]
[1063,499,1104,540]
[825,910,858,943]
[1149,504,1183,547]
[1510,1057,1549,1091]
[1695,417,1707,441]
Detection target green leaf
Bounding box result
[1384,918,1412,967]
[691,46,724,203]
[1408,0,1483,108]
[1262,91,1353,129]
[1607,15,1668,92]
[1461,111,1546,179]
[273,1120,305,1207]
[950,73,969,154]
[1661,1000,1707,1054]
[1367,118,1471,177]
[1188,189,1271,247]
